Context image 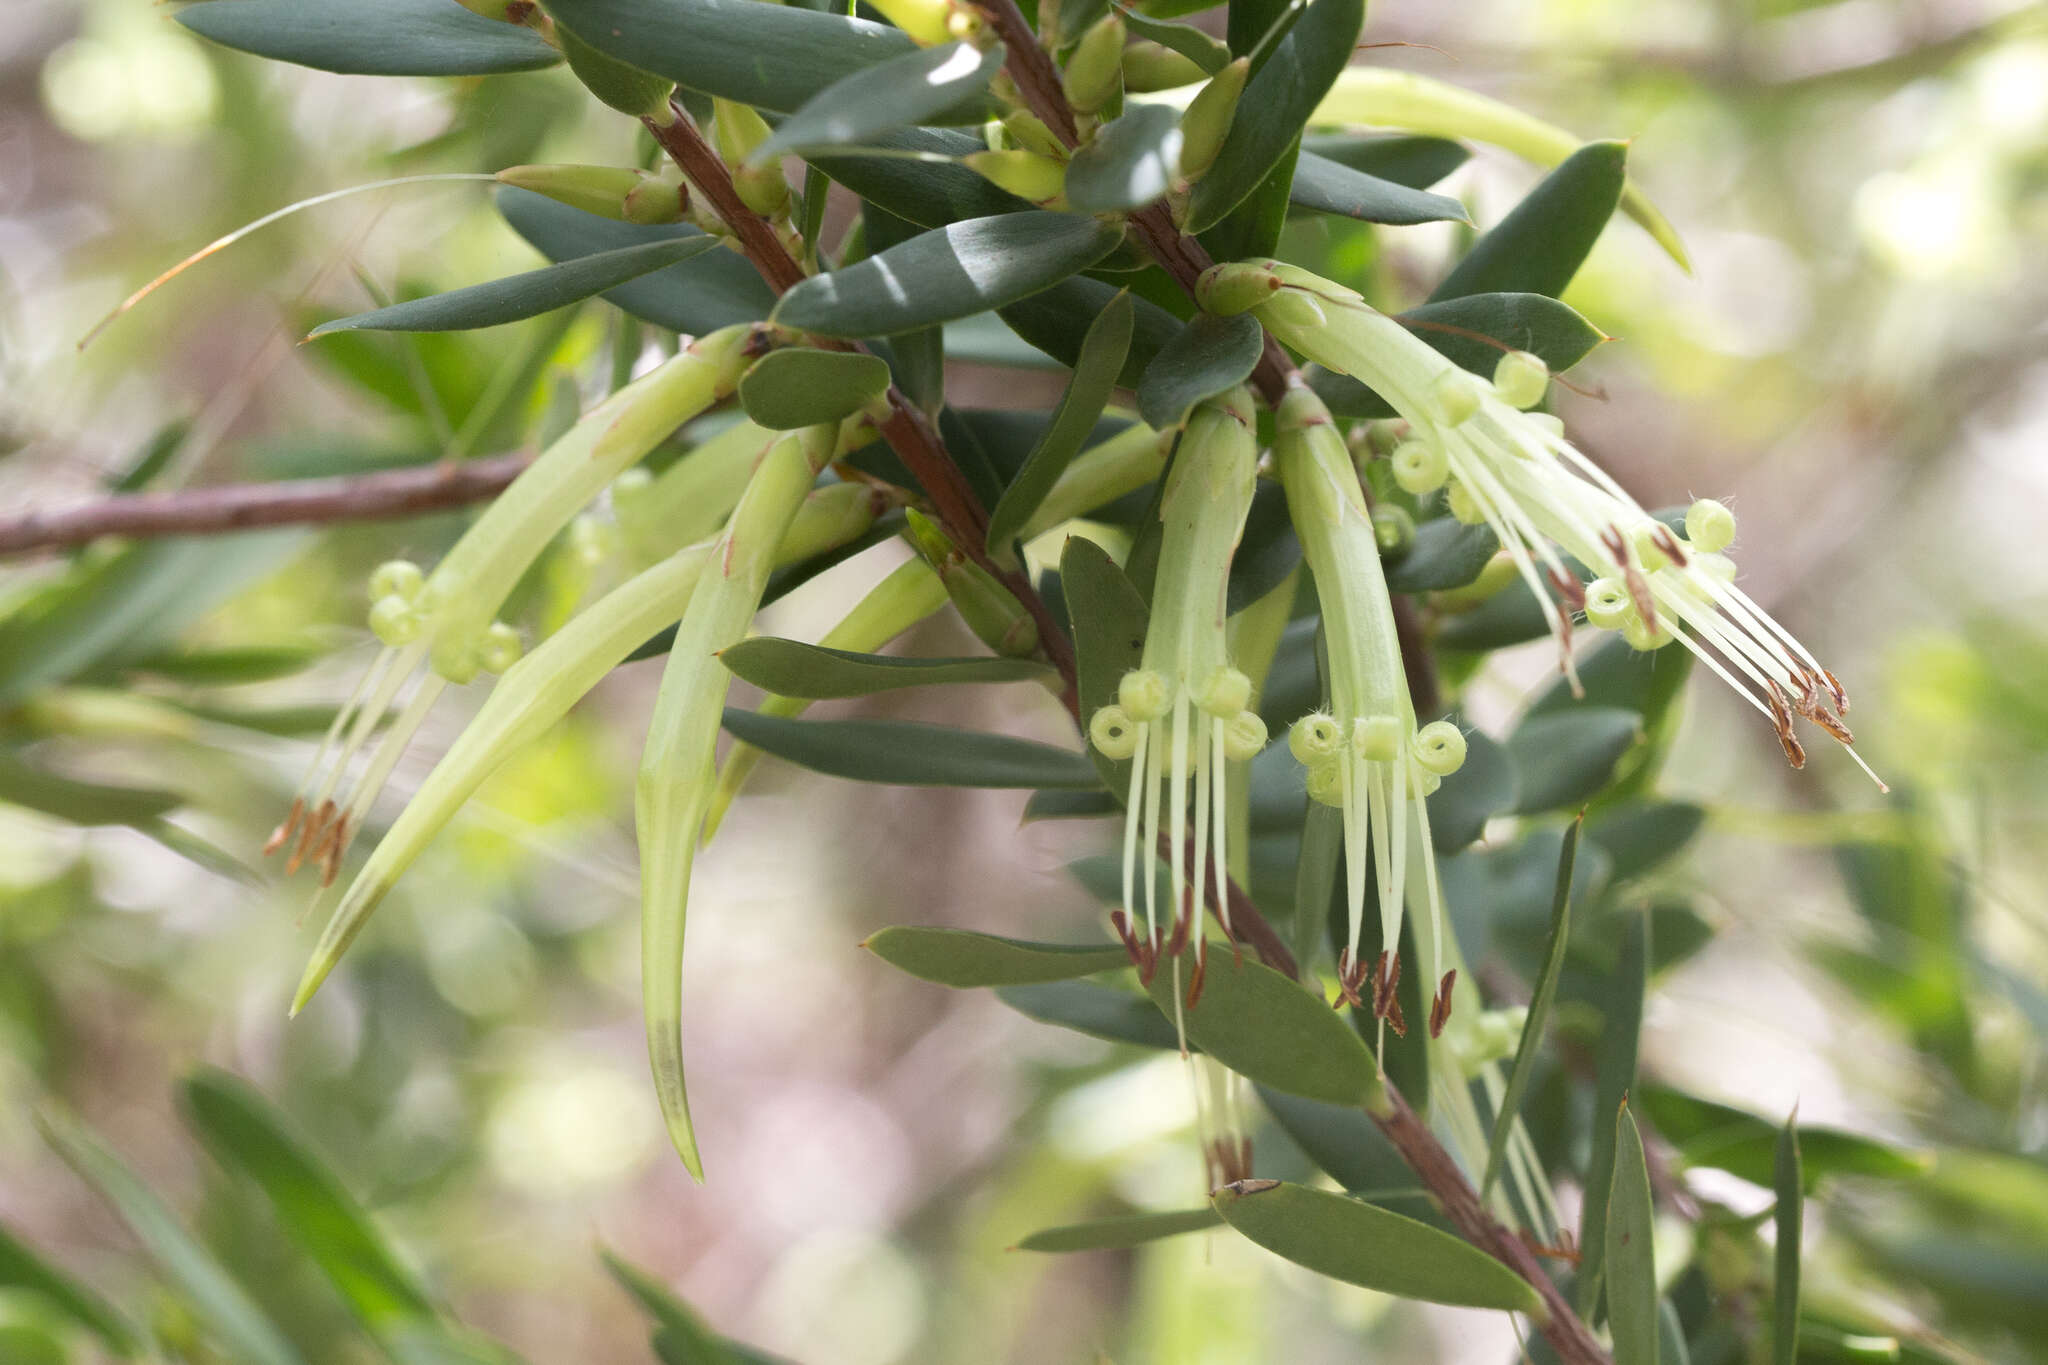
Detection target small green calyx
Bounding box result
[713,100,791,217]
[1177,57,1249,185]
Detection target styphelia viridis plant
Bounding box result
[1202,259,1884,792]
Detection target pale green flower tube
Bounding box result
[614,416,779,567]
[637,424,840,1180]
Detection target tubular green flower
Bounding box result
[1218,262,1882,790]
[1085,390,1262,1002]
[637,423,841,1180]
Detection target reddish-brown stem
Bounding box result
[0,451,533,558]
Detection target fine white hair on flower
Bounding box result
[1200,259,1884,792]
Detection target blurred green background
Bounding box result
[1,0,2045,1360]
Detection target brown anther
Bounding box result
[262,798,305,857]
[1546,566,1587,612]
[317,816,349,887]
[1429,969,1457,1039]
[283,799,335,876]
[1822,668,1850,714]
[1110,911,1157,983]
[1521,1230,1583,1265]
[1163,894,1193,960]
[1371,949,1402,1023]
[1651,522,1689,569]
[1334,947,1370,1009]
[1808,707,1856,747]
[1765,682,1809,769]
[1185,949,1208,1010]
[1384,996,1408,1038]
[1601,525,1659,632]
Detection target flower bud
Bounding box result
[1263,289,1327,331]
[1002,110,1065,159]
[963,150,1068,205]
[1196,261,1282,316]
[1197,666,1252,718]
[1119,668,1173,722]
[1289,712,1343,764]
[1090,703,1140,760]
[1583,577,1632,630]
[1390,439,1448,495]
[369,595,421,646]
[1177,57,1248,184]
[1412,720,1467,776]
[1121,40,1205,92]
[903,508,1040,658]
[622,173,688,225]
[1063,13,1126,115]
[1432,370,1480,426]
[1492,350,1549,409]
[559,24,676,119]
[496,164,649,221]
[370,559,424,604]
[1685,497,1736,553]
[1222,711,1268,761]
[1372,505,1416,557]
[1445,480,1486,526]
[713,100,791,218]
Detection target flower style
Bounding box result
[1202,260,1883,790]
[1085,389,1267,1003]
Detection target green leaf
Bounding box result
[719,638,1052,697]
[755,42,1004,162]
[1185,0,1364,234]
[1307,292,1605,419]
[1022,788,1120,821]
[1065,104,1184,213]
[1424,718,1514,853]
[720,709,1102,788]
[863,926,1130,987]
[175,0,559,76]
[557,23,673,117]
[1212,1181,1543,1313]
[1143,951,1381,1107]
[775,213,1125,338]
[999,276,1184,387]
[1482,819,1577,1198]
[1775,1116,1804,1365]
[545,0,941,116]
[1636,1088,1929,1189]
[309,238,718,337]
[1382,519,1499,594]
[116,644,320,685]
[1607,1102,1660,1365]
[602,1251,739,1365]
[39,1110,306,1365]
[1576,912,1647,1317]
[1115,7,1229,73]
[987,294,1134,555]
[178,1070,437,1332]
[810,127,1031,229]
[1289,152,1468,226]
[1254,1088,1427,1209]
[0,1221,141,1356]
[736,348,893,430]
[995,981,1184,1051]
[1586,802,1705,882]
[496,188,775,333]
[1060,536,1150,791]
[0,751,181,827]
[1136,312,1264,431]
[1507,707,1641,813]
[1431,141,1628,302]
[1299,132,1468,189]
[1016,1208,1221,1252]
[1292,800,1341,975]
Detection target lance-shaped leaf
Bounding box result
[1289,152,1468,226]
[0,750,181,827]
[719,638,1052,697]
[1432,141,1628,302]
[1587,801,1706,883]
[1016,1208,1221,1252]
[1637,1088,1929,1188]
[721,709,1103,789]
[178,1070,437,1333]
[1508,707,1641,814]
[1578,912,1648,1315]
[1482,819,1577,1199]
[1775,1117,1804,1365]
[1136,311,1264,431]
[175,0,559,76]
[1060,536,1150,791]
[754,42,1005,163]
[1608,1102,1660,1365]
[603,1251,742,1365]
[996,980,1184,1051]
[0,1220,141,1357]
[496,189,775,334]
[986,293,1134,555]
[1065,104,1184,213]
[1212,1181,1544,1314]
[1116,7,1228,72]
[1307,292,1607,419]
[864,927,1130,987]
[545,0,941,116]
[1000,276,1184,387]
[309,238,719,337]
[810,127,1031,230]
[39,1110,306,1365]
[737,349,892,430]
[1299,132,1468,189]
[1143,952,1381,1108]
[775,213,1126,338]
[1184,0,1364,234]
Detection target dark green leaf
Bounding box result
[496,188,774,333]
[0,752,180,827]
[1255,1088,1424,1207]
[1143,951,1380,1107]
[775,213,1125,338]
[999,276,1184,387]
[811,127,1031,229]
[1529,633,1694,727]
[1483,819,1577,1198]
[1382,519,1499,594]
[557,23,673,117]
[1608,1102,1660,1365]
[1577,912,1647,1317]
[1431,141,1628,302]
[1186,0,1363,234]
[863,926,1130,987]
[720,709,1102,788]
[1016,1208,1220,1252]
[1425,718,1514,853]
[1224,479,1300,615]
[1289,152,1468,226]
[1775,1117,1803,1365]
[1636,1088,1930,1189]
[755,42,1004,162]
[1213,1181,1543,1313]
[736,348,892,429]
[116,644,320,685]
[720,638,1053,697]
[1022,788,1120,821]
[1116,7,1229,72]
[1307,293,1605,418]
[1060,536,1150,791]
[546,0,940,116]
[995,981,1184,1051]
[1291,801,1340,974]
[1065,104,1183,213]
[1136,312,1264,431]
[310,238,718,337]
[1507,707,1641,813]
[987,294,1134,555]
[0,1221,141,1356]
[1298,133,1468,189]
[1586,802,1705,882]
[178,1070,437,1332]
[175,0,559,76]
[40,1110,306,1365]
